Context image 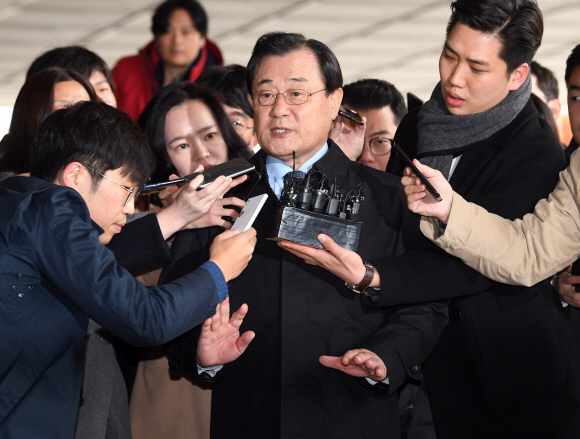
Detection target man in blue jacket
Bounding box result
[0,101,256,438]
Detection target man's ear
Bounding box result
[329,87,344,120]
[509,63,530,91]
[58,162,89,189]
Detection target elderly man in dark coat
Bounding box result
[284,1,580,438]
[161,32,448,439]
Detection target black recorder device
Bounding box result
[139,158,255,195]
[268,166,363,252]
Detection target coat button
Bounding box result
[12,286,17,291]
[411,365,419,374]
[17,274,23,279]
[18,293,24,298]
[452,309,461,321]
[28,285,34,290]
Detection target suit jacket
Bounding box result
[381,99,580,438]
[0,177,224,438]
[161,141,449,439]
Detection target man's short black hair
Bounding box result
[446,0,543,74]
[531,61,558,101]
[342,79,407,124]
[26,46,115,93]
[246,32,343,96]
[152,0,208,36]
[30,101,154,188]
[565,44,580,86]
[196,64,253,118]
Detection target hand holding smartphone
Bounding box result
[231,194,269,232]
[392,141,442,202]
[338,105,364,125]
[139,158,255,195]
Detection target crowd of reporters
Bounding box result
[1,0,580,438]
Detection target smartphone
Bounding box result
[339,105,364,125]
[231,194,269,232]
[139,158,255,195]
[391,141,442,202]
[222,170,262,224]
[223,170,262,202]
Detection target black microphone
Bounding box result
[347,186,364,221]
[298,171,314,210]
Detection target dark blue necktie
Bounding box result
[283,170,306,181]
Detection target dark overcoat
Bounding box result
[378,98,580,438]
[162,141,449,439]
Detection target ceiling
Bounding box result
[0,0,579,108]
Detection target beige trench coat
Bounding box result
[421,149,580,287]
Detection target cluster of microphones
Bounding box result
[280,166,364,222]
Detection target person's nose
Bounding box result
[448,63,467,88]
[172,30,183,47]
[269,92,291,118]
[122,198,135,216]
[358,144,374,164]
[192,142,210,161]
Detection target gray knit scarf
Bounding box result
[416,74,531,179]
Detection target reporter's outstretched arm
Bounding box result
[419,152,580,287]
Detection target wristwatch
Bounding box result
[345,260,375,294]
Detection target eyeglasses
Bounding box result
[368,137,393,156]
[84,165,139,206]
[253,88,327,106]
[230,118,253,135]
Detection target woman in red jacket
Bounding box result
[112,0,223,121]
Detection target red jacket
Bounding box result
[112,39,224,121]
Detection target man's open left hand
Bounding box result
[320,348,386,381]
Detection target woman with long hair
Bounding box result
[129,82,251,439]
[0,67,96,177]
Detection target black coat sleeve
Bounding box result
[106,213,171,273]
[358,300,449,395]
[162,227,223,377]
